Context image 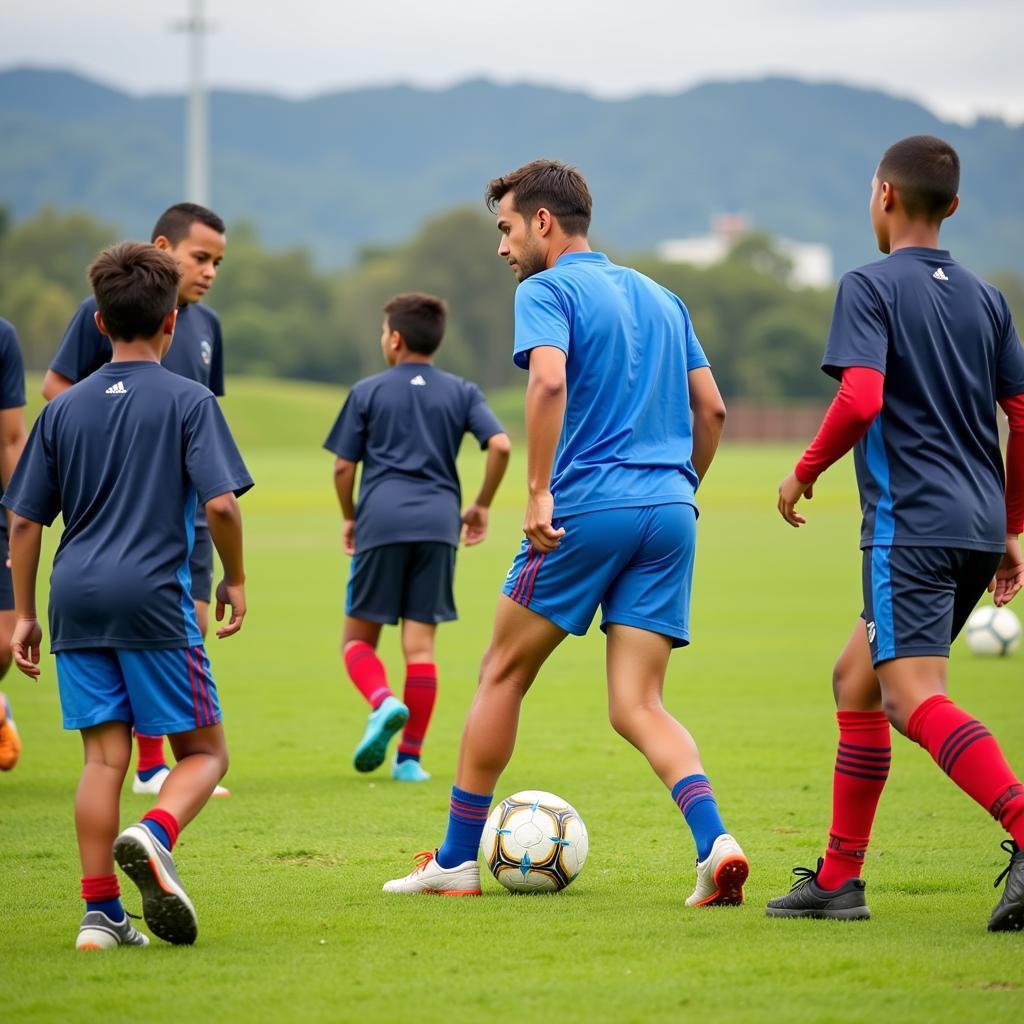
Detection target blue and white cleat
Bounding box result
[76,910,149,950]
[392,758,431,782]
[353,696,408,773]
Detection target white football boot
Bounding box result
[132,766,229,797]
[382,850,481,895]
[76,910,149,950]
[685,833,749,907]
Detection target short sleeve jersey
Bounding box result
[822,247,1024,552]
[0,319,26,411]
[51,296,225,396]
[2,362,253,651]
[512,252,710,517]
[323,363,504,551]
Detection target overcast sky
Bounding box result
[3,0,1022,124]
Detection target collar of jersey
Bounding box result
[554,251,608,265]
[888,246,951,260]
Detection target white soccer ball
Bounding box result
[481,790,588,893]
[965,605,1022,657]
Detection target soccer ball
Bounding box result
[964,605,1022,657]
[481,790,588,893]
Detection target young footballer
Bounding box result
[325,293,510,781]
[383,161,745,905]
[0,316,28,771]
[44,203,229,796]
[767,136,1024,930]
[5,242,252,949]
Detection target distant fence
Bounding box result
[724,402,828,441]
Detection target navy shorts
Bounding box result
[55,646,222,734]
[190,525,214,604]
[0,520,12,612]
[346,542,457,625]
[501,503,697,648]
[862,546,1002,666]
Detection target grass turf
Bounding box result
[2,378,1023,1021]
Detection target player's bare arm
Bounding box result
[523,346,567,553]
[992,393,1024,606]
[333,456,358,555]
[688,367,726,484]
[462,432,511,546]
[8,514,43,677]
[0,406,27,543]
[40,369,74,401]
[205,491,246,638]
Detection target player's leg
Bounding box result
[0,607,22,771]
[343,545,409,772]
[393,619,438,781]
[114,646,226,944]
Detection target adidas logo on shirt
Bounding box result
[932,267,949,281]
[105,381,128,395]
[410,375,427,386]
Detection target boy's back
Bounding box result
[9,360,251,649]
[325,362,502,551]
[824,247,1024,551]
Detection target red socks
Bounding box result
[344,641,393,710]
[135,732,167,773]
[142,808,182,851]
[818,710,891,890]
[397,663,438,761]
[81,873,120,902]
[907,694,1024,846]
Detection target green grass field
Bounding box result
[3,379,1023,1022]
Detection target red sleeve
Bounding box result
[1000,392,1024,535]
[795,366,885,484]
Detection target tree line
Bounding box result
[2,205,1021,401]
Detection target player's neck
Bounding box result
[110,339,164,363]
[546,236,591,269]
[393,353,433,366]
[887,220,944,253]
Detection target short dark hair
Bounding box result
[383,292,448,355]
[485,159,592,237]
[150,202,226,245]
[88,242,182,341]
[878,136,960,222]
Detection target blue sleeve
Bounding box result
[512,277,571,370]
[996,295,1024,400]
[464,384,505,449]
[50,298,112,383]
[1,408,60,526]
[676,298,710,371]
[323,389,367,462]
[821,272,888,381]
[183,396,253,504]
[209,313,225,397]
[0,322,26,409]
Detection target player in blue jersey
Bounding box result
[44,203,230,796]
[767,136,1024,930]
[384,160,746,905]
[325,293,510,781]
[4,242,252,948]
[0,318,28,771]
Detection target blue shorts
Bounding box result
[862,546,1002,666]
[501,503,697,647]
[55,646,222,734]
[346,542,457,625]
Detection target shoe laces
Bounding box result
[993,839,1022,889]
[412,850,436,874]
[788,858,824,892]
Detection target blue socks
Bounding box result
[396,750,418,765]
[436,785,492,868]
[141,818,172,851]
[672,774,727,862]
[87,897,125,922]
[137,764,167,782]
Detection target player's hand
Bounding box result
[778,471,814,528]
[11,617,42,678]
[342,519,356,556]
[461,504,489,546]
[989,535,1024,607]
[523,490,565,553]
[214,579,246,638]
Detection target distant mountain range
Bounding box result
[2,68,1022,272]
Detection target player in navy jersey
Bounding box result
[767,136,1024,930]
[325,293,510,781]
[4,243,252,948]
[0,318,28,771]
[44,203,229,797]
[384,160,745,905]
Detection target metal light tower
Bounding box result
[174,0,212,205]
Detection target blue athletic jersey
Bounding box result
[823,247,1024,552]
[324,363,504,551]
[2,362,252,651]
[51,295,225,396]
[0,319,26,411]
[512,252,710,517]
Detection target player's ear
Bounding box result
[94,311,111,338]
[163,308,178,336]
[535,207,553,237]
[944,194,960,220]
[879,181,896,212]
[152,235,172,253]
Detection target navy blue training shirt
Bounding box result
[2,362,253,651]
[822,247,1024,552]
[52,296,225,396]
[324,363,504,551]
[0,319,26,412]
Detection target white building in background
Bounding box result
[656,215,833,289]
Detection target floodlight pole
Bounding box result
[174,0,212,206]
